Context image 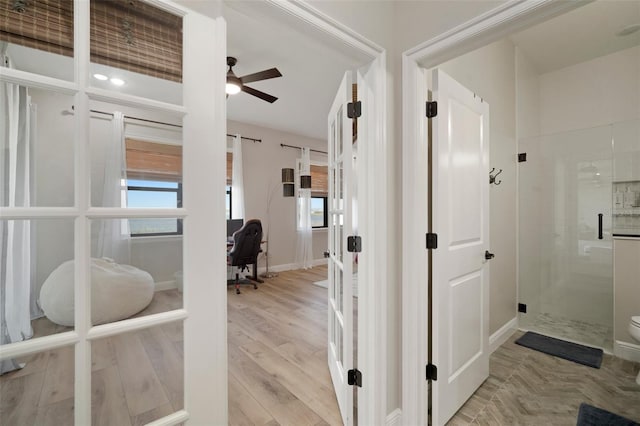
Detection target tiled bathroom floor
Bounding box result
[523,312,613,351]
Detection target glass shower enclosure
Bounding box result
[518,124,615,351]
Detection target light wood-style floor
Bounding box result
[0,266,340,425]
[448,331,640,425]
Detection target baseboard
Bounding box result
[614,340,640,363]
[489,316,518,353]
[155,280,178,291]
[257,258,327,274]
[386,408,402,426]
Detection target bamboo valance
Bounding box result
[311,164,328,196]
[126,139,182,182]
[0,0,182,82]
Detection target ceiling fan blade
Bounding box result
[240,68,282,84]
[242,85,278,103]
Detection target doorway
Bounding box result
[222,1,388,424]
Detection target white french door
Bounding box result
[327,71,355,426]
[430,68,491,425]
[0,2,226,424]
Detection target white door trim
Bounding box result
[255,2,388,425]
[401,1,588,424]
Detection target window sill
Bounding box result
[131,234,183,243]
[312,227,328,232]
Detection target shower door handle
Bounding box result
[598,213,603,240]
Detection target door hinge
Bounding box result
[426,364,438,381]
[348,369,362,387]
[426,101,438,118]
[518,303,527,313]
[347,101,362,119]
[426,233,438,249]
[518,153,527,162]
[347,235,362,253]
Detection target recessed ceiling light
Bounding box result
[616,23,640,37]
[110,77,125,86]
[93,73,108,81]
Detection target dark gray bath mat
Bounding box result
[576,403,639,426]
[515,331,603,368]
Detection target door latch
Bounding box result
[485,250,495,260]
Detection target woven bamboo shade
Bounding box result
[90,0,183,82]
[226,152,233,186]
[310,164,328,196]
[0,0,182,82]
[0,0,74,56]
[126,139,182,182]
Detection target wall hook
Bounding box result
[489,168,503,185]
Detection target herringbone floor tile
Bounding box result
[448,331,640,425]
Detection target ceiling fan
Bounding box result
[226,57,282,103]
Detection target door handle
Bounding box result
[485,250,495,260]
[598,213,603,240]
[323,251,330,258]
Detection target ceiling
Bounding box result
[10,1,638,139]
[510,0,640,74]
[223,1,370,140]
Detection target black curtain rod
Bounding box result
[280,143,327,155]
[84,108,262,142]
[226,134,262,143]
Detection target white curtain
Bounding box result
[0,45,36,373]
[231,134,245,219]
[96,111,130,264]
[295,147,313,269]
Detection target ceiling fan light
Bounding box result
[226,82,241,95]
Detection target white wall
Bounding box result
[227,119,329,269]
[439,39,518,335]
[539,45,640,135]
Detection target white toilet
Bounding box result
[629,316,640,385]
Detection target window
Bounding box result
[311,196,328,228]
[226,151,233,220]
[127,179,182,236]
[296,162,329,229]
[125,138,182,236]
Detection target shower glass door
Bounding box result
[519,125,614,351]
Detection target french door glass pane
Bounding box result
[0,345,75,425]
[1,88,74,207]
[91,323,184,425]
[89,0,183,105]
[89,106,182,208]
[1,1,74,81]
[89,218,183,326]
[0,218,75,345]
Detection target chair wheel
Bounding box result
[253,284,258,289]
[236,288,241,294]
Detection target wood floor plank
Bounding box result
[111,332,169,417]
[92,365,132,426]
[239,339,342,425]
[138,326,184,410]
[0,371,45,425]
[39,345,74,405]
[228,371,277,426]
[91,337,118,372]
[228,343,326,426]
[33,396,74,426]
[129,402,175,426]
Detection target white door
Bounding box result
[327,71,355,426]
[431,68,491,425]
[0,3,226,425]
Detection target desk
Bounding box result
[227,241,265,284]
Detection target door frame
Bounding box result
[401,0,588,424]
[235,1,389,425]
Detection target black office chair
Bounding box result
[227,219,263,294]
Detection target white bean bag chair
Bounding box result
[40,258,154,326]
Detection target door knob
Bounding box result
[323,251,330,258]
[485,250,495,260]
